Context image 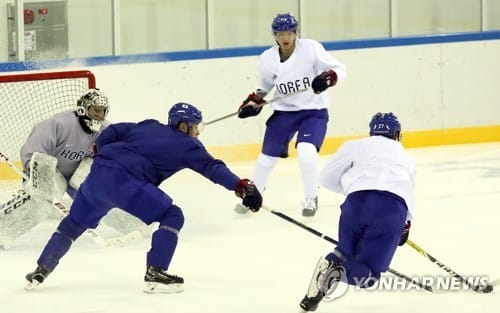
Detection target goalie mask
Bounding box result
[76,89,109,133]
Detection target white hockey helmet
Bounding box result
[76,89,109,132]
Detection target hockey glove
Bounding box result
[238,92,266,118]
[398,221,411,246]
[234,179,262,212]
[312,70,338,94]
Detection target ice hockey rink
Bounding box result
[1,142,499,313]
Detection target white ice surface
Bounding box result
[1,142,499,313]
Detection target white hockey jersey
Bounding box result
[20,111,110,178]
[257,38,346,111]
[320,136,416,220]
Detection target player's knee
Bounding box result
[158,204,184,232]
[297,142,318,162]
[57,216,86,241]
[256,153,279,169]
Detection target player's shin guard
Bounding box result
[144,205,184,293]
[26,216,86,289]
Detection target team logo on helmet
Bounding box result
[272,13,298,32]
[168,102,202,127]
[369,112,401,139]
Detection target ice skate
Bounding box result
[300,258,345,312]
[25,265,50,290]
[302,197,318,218]
[144,266,184,294]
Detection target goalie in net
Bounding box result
[0,89,148,248]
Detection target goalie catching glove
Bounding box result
[234,179,262,212]
[238,92,266,118]
[312,69,338,94]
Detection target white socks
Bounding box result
[297,142,319,199]
[251,153,279,193]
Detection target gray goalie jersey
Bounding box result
[20,111,110,179]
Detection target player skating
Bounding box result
[236,13,346,217]
[300,113,415,311]
[25,102,262,293]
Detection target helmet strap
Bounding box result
[78,116,97,134]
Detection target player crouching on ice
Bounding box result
[25,102,263,294]
[300,113,415,311]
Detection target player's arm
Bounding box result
[95,122,136,150]
[319,143,354,194]
[20,119,58,172]
[311,41,347,94]
[237,53,274,119]
[185,142,262,211]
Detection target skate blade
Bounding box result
[301,215,314,224]
[24,280,41,291]
[143,281,184,294]
[234,203,250,215]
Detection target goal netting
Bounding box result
[0,70,96,205]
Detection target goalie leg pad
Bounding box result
[0,194,53,249]
[100,208,153,237]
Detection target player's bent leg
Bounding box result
[325,249,379,287]
[25,216,86,290]
[144,204,185,294]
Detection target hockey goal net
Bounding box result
[0,70,96,204]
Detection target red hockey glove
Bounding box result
[234,179,262,212]
[398,221,411,246]
[238,92,266,118]
[312,70,338,94]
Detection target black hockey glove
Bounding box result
[312,70,338,94]
[398,221,411,246]
[234,179,262,212]
[238,93,266,118]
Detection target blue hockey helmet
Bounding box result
[369,112,401,139]
[168,102,202,127]
[271,13,298,32]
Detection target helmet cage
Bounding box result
[76,89,109,133]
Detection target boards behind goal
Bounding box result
[0,70,96,204]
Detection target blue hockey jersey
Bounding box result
[95,119,239,190]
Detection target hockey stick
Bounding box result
[0,151,140,247]
[204,88,310,126]
[262,206,434,293]
[405,239,494,293]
